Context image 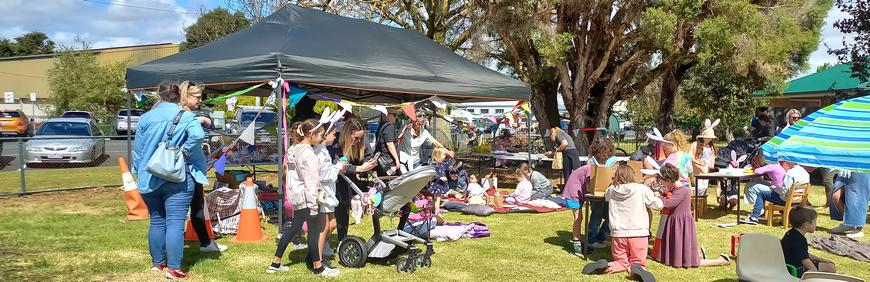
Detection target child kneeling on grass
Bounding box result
[782,205,836,277]
[583,163,663,282]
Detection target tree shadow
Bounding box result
[181,243,222,271]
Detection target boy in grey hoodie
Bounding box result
[583,163,662,282]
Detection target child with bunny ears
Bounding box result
[688,119,719,197]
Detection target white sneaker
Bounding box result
[266,265,290,274]
[845,230,864,239]
[293,243,307,250]
[200,241,228,252]
[589,241,607,249]
[318,266,340,277]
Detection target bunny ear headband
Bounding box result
[704,119,720,130]
[645,128,674,144]
[326,109,345,133]
[641,155,662,175]
[309,107,333,133]
[729,150,748,168]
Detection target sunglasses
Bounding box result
[789,116,800,119]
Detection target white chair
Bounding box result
[737,233,799,282]
[801,272,865,282]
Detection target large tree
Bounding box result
[0,31,55,57]
[829,0,870,82]
[652,0,830,132]
[47,44,127,118]
[181,8,250,51]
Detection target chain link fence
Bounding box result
[0,135,131,196]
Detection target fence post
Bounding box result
[17,139,26,195]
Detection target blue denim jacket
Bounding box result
[132,102,207,194]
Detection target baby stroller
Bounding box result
[338,166,437,273]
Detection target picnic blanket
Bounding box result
[809,235,870,262]
[440,197,567,214]
[430,222,491,241]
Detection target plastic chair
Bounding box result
[800,272,865,282]
[737,233,799,282]
[766,183,811,227]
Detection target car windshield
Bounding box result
[118,110,144,116]
[63,112,91,119]
[240,112,276,124]
[1,111,21,118]
[36,122,92,136]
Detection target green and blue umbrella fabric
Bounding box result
[761,95,870,172]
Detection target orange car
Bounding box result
[0,110,34,136]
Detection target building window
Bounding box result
[480,109,490,114]
[495,109,504,114]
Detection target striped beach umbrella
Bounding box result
[761,95,870,172]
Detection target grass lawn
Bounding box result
[0,166,121,194]
[1,183,868,282]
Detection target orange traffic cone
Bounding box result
[119,157,149,221]
[230,177,268,243]
[185,195,216,241]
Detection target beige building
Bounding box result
[0,43,179,119]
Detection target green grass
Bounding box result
[1,184,868,281]
[0,166,121,194]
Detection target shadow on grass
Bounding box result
[543,230,611,261]
[0,156,14,169]
[182,243,222,271]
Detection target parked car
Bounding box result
[0,110,34,136]
[112,109,145,135]
[61,111,95,120]
[227,107,277,144]
[25,118,105,165]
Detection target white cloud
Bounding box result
[0,0,213,49]
[801,5,855,77]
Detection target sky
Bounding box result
[0,0,856,76]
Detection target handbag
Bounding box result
[146,110,187,183]
[551,151,563,170]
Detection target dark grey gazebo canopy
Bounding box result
[126,4,529,103]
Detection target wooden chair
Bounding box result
[766,183,811,227]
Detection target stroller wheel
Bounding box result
[396,257,416,273]
[338,236,368,268]
[415,256,432,268]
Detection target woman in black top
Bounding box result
[335,118,377,241]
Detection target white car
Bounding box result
[113,109,145,135]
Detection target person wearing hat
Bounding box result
[688,119,719,200]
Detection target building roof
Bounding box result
[0,43,178,62]
[755,63,870,97]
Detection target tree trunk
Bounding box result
[529,77,560,134]
[656,63,691,132]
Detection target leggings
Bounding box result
[335,187,351,242]
[274,208,324,262]
[189,182,212,247]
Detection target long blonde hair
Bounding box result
[432,147,449,163]
[339,118,366,161]
[664,130,689,152]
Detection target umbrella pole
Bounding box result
[276,55,284,229]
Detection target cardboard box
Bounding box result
[589,165,615,196]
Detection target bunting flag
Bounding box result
[226,97,238,112]
[402,103,417,121]
[239,122,257,145]
[266,92,277,105]
[338,101,353,111]
[287,86,308,109]
[520,103,531,116]
[202,83,265,103]
[213,154,227,176]
[430,96,448,109]
[505,113,515,125]
[373,105,388,115]
[134,91,145,102]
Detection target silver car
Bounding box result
[25,118,106,165]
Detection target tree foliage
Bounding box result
[829,0,870,82]
[0,31,55,57]
[47,44,128,118]
[181,8,250,51]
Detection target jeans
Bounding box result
[744,183,772,208]
[831,172,870,228]
[588,201,610,243]
[751,190,785,219]
[142,174,194,270]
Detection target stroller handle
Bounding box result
[340,175,367,196]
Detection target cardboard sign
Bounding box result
[589,165,615,196]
